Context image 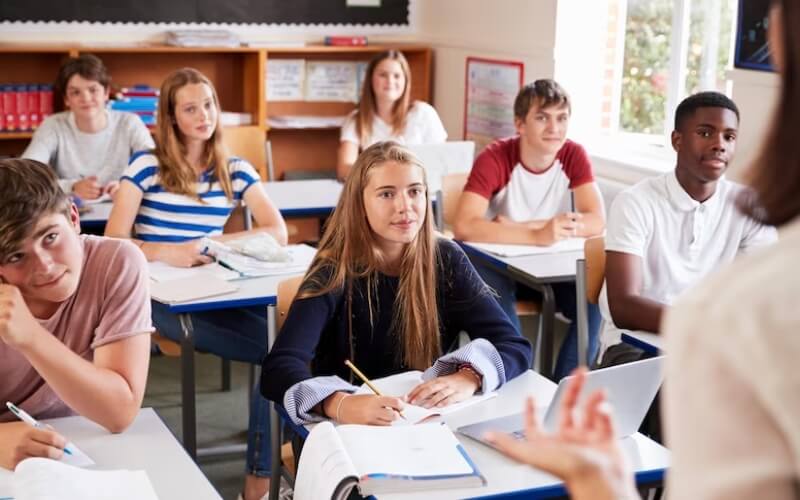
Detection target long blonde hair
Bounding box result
[155,68,233,200]
[355,51,413,147]
[300,141,441,370]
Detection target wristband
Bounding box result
[335,393,353,423]
[457,363,482,388]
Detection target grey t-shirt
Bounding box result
[22,110,155,193]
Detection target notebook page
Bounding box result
[149,274,238,304]
[294,421,358,500]
[0,467,11,499]
[338,423,473,478]
[148,261,240,283]
[465,237,585,257]
[12,458,158,500]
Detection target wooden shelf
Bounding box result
[0,132,34,140]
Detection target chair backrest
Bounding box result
[223,126,267,178]
[277,275,305,332]
[584,236,606,304]
[441,172,470,228]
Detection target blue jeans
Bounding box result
[474,262,601,380]
[151,301,272,477]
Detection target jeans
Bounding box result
[151,301,272,477]
[473,262,602,380]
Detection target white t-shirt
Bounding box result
[598,170,777,353]
[22,110,155,193]
[340,101,447,148]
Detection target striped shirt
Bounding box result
[121,151,260,242]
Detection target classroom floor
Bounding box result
[142,314,560,500]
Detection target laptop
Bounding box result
[407,141,476,192]
[458,356,665,446]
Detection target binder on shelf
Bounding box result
[324,35,368,46]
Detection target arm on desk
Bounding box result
[571,182,606,237]
[212,182,288,245]
[454,192,581,246]
[485,369,638,500]
[605,251,664,333]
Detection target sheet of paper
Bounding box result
[149,274,238,304]
[12,458,158,500]
[305,61,358,102]
[61,441,94,467]
[293,421,358,500]
[355,371,498,424]
[465,237,585,257]
[148,261,240,283]
[266,59,305,101]
[82,194,112,205]
[338,423,473,477]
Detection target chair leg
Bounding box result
[221,358,232,392]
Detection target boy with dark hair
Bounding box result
[597,91,776,441]
[0,158,152,470]
[454,79,606,379]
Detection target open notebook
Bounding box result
[465,237,585,257]
[355,371,497,425]
[0,458,157,500]
[293,422,485,500]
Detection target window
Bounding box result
[609,0,737,138]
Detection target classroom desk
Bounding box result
[622,332,663,355]
[0,408,221,500]
[79,201,113,230]
[154,246,315,460]
[279,370,669,500]
[262,179,342,218]
[457,241,583,380]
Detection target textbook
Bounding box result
[149,273,239,304]
[0,457,157,500]
[202,237,316,279]
[465,237,586,257]
[355,371,498,425]
[293,422,485,500]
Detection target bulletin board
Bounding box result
[463,57,524,151]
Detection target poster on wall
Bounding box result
[463,57,524,152]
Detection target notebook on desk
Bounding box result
[465,237,585,257]
[354,371,497,425]
[293,421,485,500]
[0,457,157,500]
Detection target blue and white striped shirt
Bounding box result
[121,151,260,242]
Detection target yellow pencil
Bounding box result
[344,359,406,420]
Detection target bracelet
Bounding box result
[334,393,353,423]
[457,364,482,388]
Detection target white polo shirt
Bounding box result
[598,170,777,354]
[340,101,447,149]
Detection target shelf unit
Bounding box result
[0,43,433,180]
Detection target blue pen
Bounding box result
[6,402,73,455]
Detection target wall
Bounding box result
[414,0,558,139]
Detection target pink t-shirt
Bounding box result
[463,136,594,221]
[0,235,152,421]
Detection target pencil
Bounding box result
[344,359,407,420]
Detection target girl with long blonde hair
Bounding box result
[262,141,531,426]
[336,50,448,180]
[105,67,287,500]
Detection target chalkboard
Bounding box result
[734,0,773,72]
[0,0,409,26]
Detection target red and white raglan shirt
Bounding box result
[463,136,595,221]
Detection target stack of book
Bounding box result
[165,30,240,48]
[0,84,53,132]
[110,86,159,126]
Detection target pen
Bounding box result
[570,190,576,213]
[6,402,73,455]
[344,360,407,420]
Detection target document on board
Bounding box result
[3,457,157,500]
[355,371,497,425]
[466,237,585,257]
[293,421,485,500]
[266,59,305,101]
[305,61,358,102]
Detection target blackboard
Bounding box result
[0,0,410,26]
[734,0,773,72]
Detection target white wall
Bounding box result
[415,0,558,139]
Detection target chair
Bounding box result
[575,236,605,367]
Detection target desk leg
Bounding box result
[538,284,556,380]
[267,306,282,500]
[178,313,197,460]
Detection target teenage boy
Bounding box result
[0,158,152,470]
[454,79,605,379]
[597,91,777,441]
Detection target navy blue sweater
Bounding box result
[261,239,532,404]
